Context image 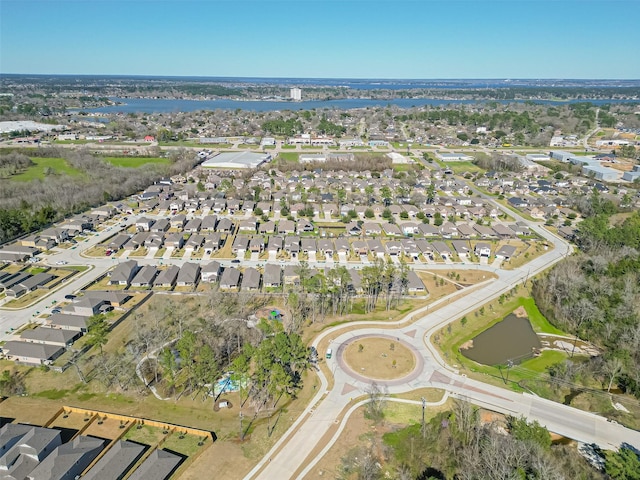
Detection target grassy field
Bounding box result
[343,337,416,380]
[103,157,171,168]
[276,152,299,162]
[11,158,82,181]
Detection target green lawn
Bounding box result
[11,158,82,181]
[276,152,299,162]
[103,157,171,168]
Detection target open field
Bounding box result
[10,157,82,181]
[103,156,171,168]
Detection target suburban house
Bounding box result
[82,440,146,480]
[109,260,139,286]
[406,271,427,293]
[46,313,91,332]
[241,267,261,291]
[475,242,492,257]
[200,261,222,283]
[127,449,182,480]
[263,264,282,288]
[135,217,155,232]
[19,326,80,347]
[176,262,200,287]
[2,340,65,366]
[130,265,158,288]
[0,424,62,480]
[28,436,106,480]
[219,268,241,290]
[153,265,180,288]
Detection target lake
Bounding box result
[460,314,542,366]
[79,97,638,114]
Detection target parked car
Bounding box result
[64,294,76,300]
[51,308,61,314]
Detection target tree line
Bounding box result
[341,400,607,479]
[0,148,200,244]
[532,193,640,400]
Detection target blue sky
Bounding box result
[1,0,638,79]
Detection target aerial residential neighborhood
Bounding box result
[2,0,640,474]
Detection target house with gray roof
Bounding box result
[27,435,105,480]
[153,266,179,288]
[475,242,492,257]
[108,234,131,251]
[3,340,65,366]
[200,215,218,232]
[407,271,427,293]
[47,313,91,332]
[176,263,200,287]
[69,297,108,317]
[203,233,223,254]
[200,261,222,283]
[0,424,62,480]
[431,241,452,260]
[150,218,170,233]
[241,267,261,291]
[495,244,517,260]
[451,240,471,257]
[109,260,139,286]
[185,234,205,252]
[131,266,158,288]
[82,440,146,480]
[263,264,281,288]
[20,326,80,347]
[127,449,182,480]
[183,217,202,233]
[219,268,241,290]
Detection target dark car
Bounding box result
[64,294,76,300]
[231,259,241,264]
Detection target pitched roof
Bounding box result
[82,440,146,480]
[20,326,78,345]
[27,435,105,480]
[3,341,64,362]
[127,449,182,480]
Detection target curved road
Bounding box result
[245,208,640,480]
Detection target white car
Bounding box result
[55,260,68,265]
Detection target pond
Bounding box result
[460,313,541,366]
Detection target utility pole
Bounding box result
[421,396,426,439]
[506,360,514,384]
[239,411,244,441]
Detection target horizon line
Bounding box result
[2,73,640,82]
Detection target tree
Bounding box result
[86,314,109,354]
[364,208,374,219]
[506,416,551,450]
[365,381,386,423]
[433,212,443,227]
[605,447,640,480]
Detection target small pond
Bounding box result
[460,313,542,366]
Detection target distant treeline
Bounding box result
[0,148,199,244]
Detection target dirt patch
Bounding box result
[459,339,474,350]
[512,306,527,318]
[343,337,415,380]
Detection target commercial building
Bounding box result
[202,151,271,169]
[290,87,302,101]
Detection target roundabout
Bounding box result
[337,334,425,386]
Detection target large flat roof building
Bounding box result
[202,151,271,169]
